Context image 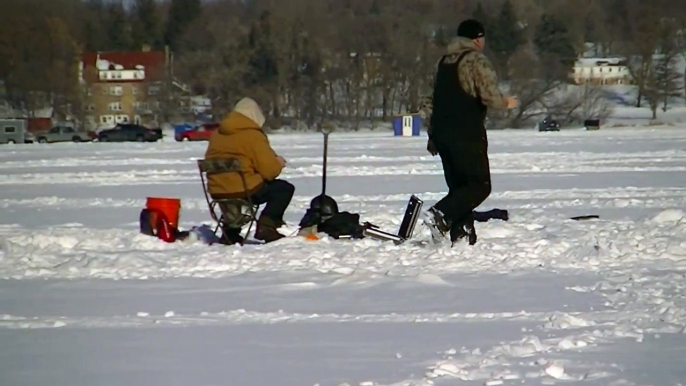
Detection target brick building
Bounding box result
[80,48,169,128]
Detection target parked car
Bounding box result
[98,123,163,142]
[24,131,35,143]
[173,122,194,140]
[0,119,31,144]
[34,126,97,143]
[584,118,600,131]
[537,117,560,132]
[175,123,219,141]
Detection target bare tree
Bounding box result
[6,0,683,130]
[175,10,253,116]
[0,1,81,120]
[546,83,614,124]
[502,47,563,128]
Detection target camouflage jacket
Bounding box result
[419,37,507,135]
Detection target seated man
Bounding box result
[205,97,294,243]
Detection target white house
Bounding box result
[572,58,632,85]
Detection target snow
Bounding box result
[2,127,686,385]
[575,58,626,67]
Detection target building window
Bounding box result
[86,104,95,111]
[109,86,122,96]
[134,115,142,124]
[148,86,160,95]
[132,86,138,95]
[116,115,129,123]
[108,102,122,111]
[100,115,114,124]
[102,87,109,95]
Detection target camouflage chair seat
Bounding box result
[197,159,260,243]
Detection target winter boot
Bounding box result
[254,216,287,243]
[423,206,451,243]
[219,227,244,245]
[450,214,477,246]
[466,222,477,245]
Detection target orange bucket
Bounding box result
[146,197,181,229]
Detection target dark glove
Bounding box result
[427,138,438,156]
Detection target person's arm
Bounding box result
[421,59,440,155]
[471,53,511,110]
[418,94,434,137]
[249,131,283,181]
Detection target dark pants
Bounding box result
[433,140,492,232]
[250,179,295,226]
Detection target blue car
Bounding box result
[174,123,195,141]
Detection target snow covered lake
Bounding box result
[1,127,686,385]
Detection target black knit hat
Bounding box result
[457,19,485,39]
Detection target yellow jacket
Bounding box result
[204,99,283,198]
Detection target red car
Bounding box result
[176,123,219,141]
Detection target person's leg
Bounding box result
[214,201,246,245]
[433,140,460,222]
[219,226,244,245]
[448,143,492,245]
[424,140,458,239]
[433,143,472,221]
[249,179,295,242]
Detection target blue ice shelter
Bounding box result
[393,114,422,137]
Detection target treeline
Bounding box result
[1,0,685,128]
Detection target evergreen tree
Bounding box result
[583,13,598,44]
[369,0,381,15]
[104,2,132,51]
[81,0,108,51]
[132,0,162,50]
[164,0,202,52]
[433,25,450,48]
[471,1,489,26]
[488,0,523,76]
[645,22,683,117]
[246,11,278,87]
[534,13,576,80]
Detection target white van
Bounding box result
[0,119,32,144]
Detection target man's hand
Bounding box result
[427,138,438,156]
[277,155,287,167]
[505,96,518,109]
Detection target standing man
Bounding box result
[421,19,518,246]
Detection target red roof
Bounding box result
[81,51,166,82]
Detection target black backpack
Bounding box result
[300,210,366,239]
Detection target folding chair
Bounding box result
[197,158,260,244]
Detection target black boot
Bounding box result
[255,216,286,243]
[219,227,244,245]
[450,214,477,246]
[465,220,477,246]
[423,206,452,242]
